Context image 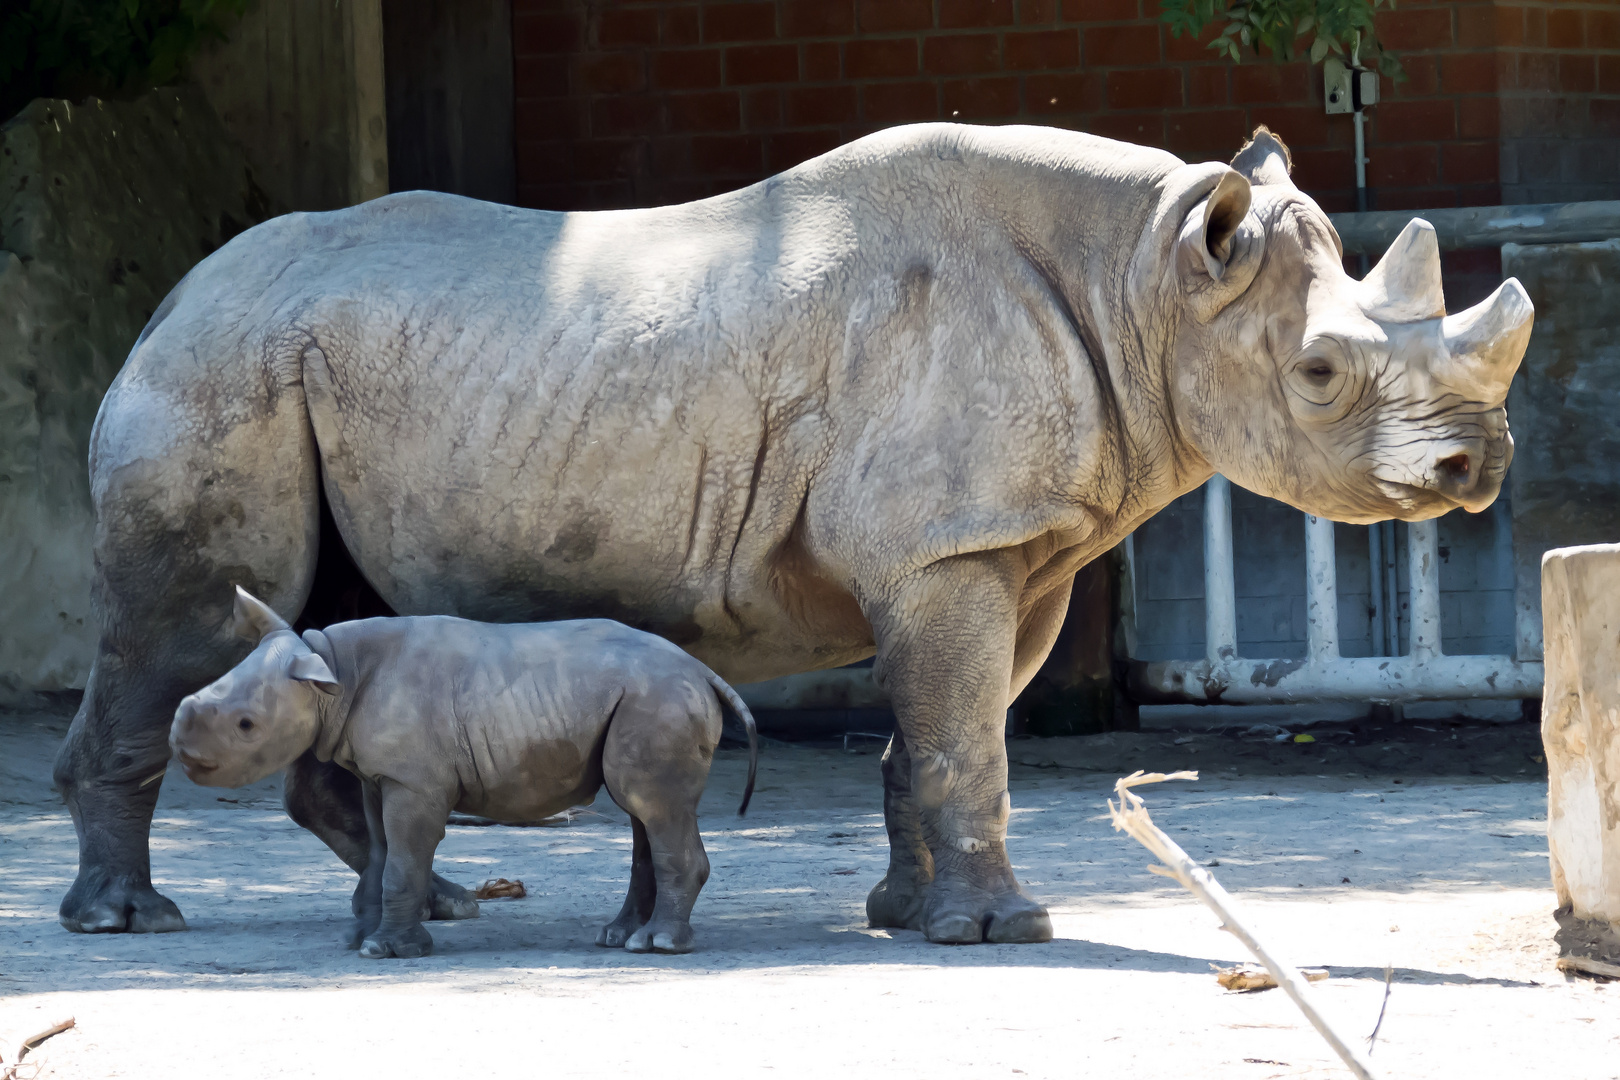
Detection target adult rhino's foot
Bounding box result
[427,873,480,921]
[624,919,694,954]
[59,871,186,934]
[866,872,928,931]
[359,922,433,959]
[921,879,1052,945]
[597,912,648,948]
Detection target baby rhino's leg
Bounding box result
[596,819,655,948]
[601,686,722,954]
[358,780,447,960]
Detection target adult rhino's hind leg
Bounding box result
[54,347,319,934]
[867,552,1053,945]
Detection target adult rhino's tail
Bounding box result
[705,674,759,816]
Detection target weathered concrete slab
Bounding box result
[1504,240,1620,661]
[1540,543,1620,965]
[0,88,278,698]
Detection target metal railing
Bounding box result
[1124,476,1544,705]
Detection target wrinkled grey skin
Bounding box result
[57,123,1532,943]
[170,588,758,956]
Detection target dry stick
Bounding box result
[1366,964,1394,1053]
[1108,771,1379,1080]
[15,1017,74,1063]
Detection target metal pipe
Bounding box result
[1382,519,1400,654]
[1331,199,1620,255]
[1204,476,1238,664]
[1408,518,1443,660]
[1127,654,1542,705]
[1368,524,1386,655]
[1305,515,1340,662]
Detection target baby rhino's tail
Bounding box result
[705,674,759,816]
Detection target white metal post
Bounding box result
[1305,515,1340,662]
[1367,524,1386,654]
[1382,519,1400,653]
[1408,518,1443,659]
[1204,476,1238,663]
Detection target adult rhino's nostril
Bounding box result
[1434,451,1476,496]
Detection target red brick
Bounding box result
[846,39,919,78]
[654,50,724,90]
[517,182,579,210]
[650,136,692,175]
[768,129,846,171]
[1017,0,1057,24]
[784,0,854,37]
[591,96,659,137]
[1024,72,1102,113]
[1394,54,1439,98]
[943,77,1020,118]
[705,3,777,43]
[1368,143,1439,187]
[744,88,782,128]
[1375,99,1456,142]
[1546,8,1583,49]
[941,0,1016,28]
[574,139,643,182]
[1106,68,1181,109]
[1188,64,1227,106]
[1085,25,1158,66]
[1291,147,1353,194]
[1005,29,1078,70]
[667,91,743,132]
[577,53,645,94]
[1164,108,1249,160]
[515,95,584,140]
[859,0,933,32]
[1379,188,1460,212]
[1442,141,1499,186]
[1458,96,1499,139]
[1491,6,1525,48]
[863,81,940,122]
[1231,63,1308,105]
[1085,113,1165,147]
[1061,0,1137,20]
[1524,6,1546,47]
[726,44,799,84]
[514,11,584,54]
[1591,10,1620,50]
[662,6,702,45]
[516,140,572,183]
[515,55,570,98]
[804,42,841,80]
[1375,8,1453,50]
[1514,51,1558,92]
[1441,53,1496,95]
[1601,55,1620,94]
[692,134,765,173]
[787,85,858,126]
[1560,55,1596,94]
[1455,6,1497,49]
[924,34,1001,75]
[597,8,658,47]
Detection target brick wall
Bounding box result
[511,1,1619,216]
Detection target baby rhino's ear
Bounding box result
[288,652,341,696]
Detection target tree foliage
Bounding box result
[1159,0,1403,79]
[0,0,249,122]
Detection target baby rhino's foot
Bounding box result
[625,919,694,955]
[359,922,434,959]
[427,874,480,921]
[597,915,648,949]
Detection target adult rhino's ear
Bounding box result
[288,651,341,696]
[232,586,291,643]
[1230,126,1294,188]
[1177,168,1259,320]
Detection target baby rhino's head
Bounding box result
[169,587,342,788]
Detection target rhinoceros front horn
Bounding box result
[1433,279,1535,403]
[1358,218,1445,323]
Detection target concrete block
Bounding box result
[1540,543,1620,964]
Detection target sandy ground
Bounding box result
[2,706,1614,1080]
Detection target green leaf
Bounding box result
[1310,36,1330,62]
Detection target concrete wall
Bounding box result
[189,0,389,210]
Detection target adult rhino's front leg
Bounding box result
[865,551,1053,945]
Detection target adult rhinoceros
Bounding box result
[56,124,1531,943]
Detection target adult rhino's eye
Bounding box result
[238,717,254,732]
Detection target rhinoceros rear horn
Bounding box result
[1229,126,1294,188]
[1434,278,1535,402]
[1358,218,1446,322]
[231,586,291,643]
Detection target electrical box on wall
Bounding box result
[1324,57,1378,114]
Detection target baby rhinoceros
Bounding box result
[169,587,758,959]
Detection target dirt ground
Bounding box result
[2,704,1614,1080]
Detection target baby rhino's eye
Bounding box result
[238,717,255,732]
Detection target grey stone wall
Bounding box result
[0,88,279,698]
